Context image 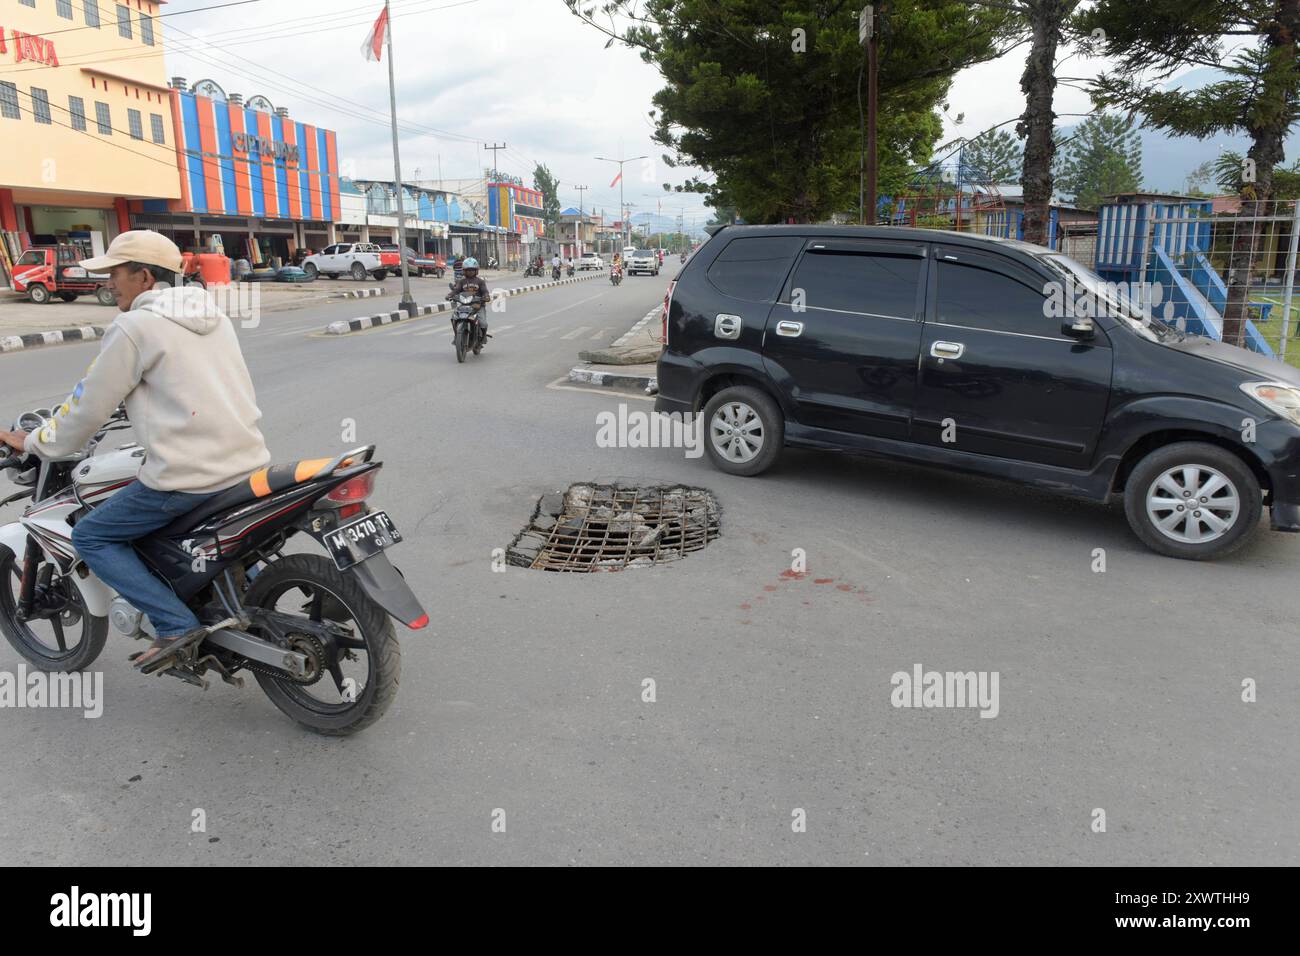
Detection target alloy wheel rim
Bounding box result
[1145,464,1240,545]
[710,402,763,463]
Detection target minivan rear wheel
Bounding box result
[1123,442,1261,560]
[701,386,783,476]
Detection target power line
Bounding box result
[13,0,263,41]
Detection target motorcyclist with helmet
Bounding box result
[445,256,490,337]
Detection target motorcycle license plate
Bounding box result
[324,510,402,571]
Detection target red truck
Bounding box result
[8,244,116,305]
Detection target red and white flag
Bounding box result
[609,171,622,188]
[362,3,389,62]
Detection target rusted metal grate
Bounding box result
[507,483,721,571]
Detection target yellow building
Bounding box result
[0,0,180,265]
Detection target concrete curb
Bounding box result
[612,306,662,347]
[0,325,105,353]
[567,365,658,393]
[323,271,606,335]
[332,288,383,299]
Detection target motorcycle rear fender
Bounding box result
[349,552,428,630]
[0,520,114,616]
[295,518,427,629]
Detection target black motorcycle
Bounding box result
[566,264,575,277]
[551,265,561,280]
[0,407,428,736]
[449,288,486,363]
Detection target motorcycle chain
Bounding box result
[235,632,327,686]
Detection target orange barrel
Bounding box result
[196,253,231,286]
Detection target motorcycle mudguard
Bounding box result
[348,552,427,630]
[0,521,114,616]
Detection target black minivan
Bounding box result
[655,225,1300,559]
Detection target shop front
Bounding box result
[130,78,341,267]
[0,1,180,288]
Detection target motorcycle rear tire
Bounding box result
[244,554,400,736]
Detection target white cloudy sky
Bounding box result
[161,0,1238,219]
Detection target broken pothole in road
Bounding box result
[507,482,721,571]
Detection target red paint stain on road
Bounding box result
[836,583,854,592]
[739,603,752,610]
[813,578,834,584]
[762,585,778,592]
[779,569,806,579]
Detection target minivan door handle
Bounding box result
[930,340,965,360]
[775,320,803,337]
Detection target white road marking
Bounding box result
[517,292,603,326]
[560,326,591,340]
[590,328,611,339]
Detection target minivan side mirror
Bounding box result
[1063,316,1095,339]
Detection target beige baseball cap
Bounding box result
[81,229,184,274]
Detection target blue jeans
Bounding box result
[71,480,221,639]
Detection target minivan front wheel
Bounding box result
[701,386,783,476]
[1123,442,1261,560]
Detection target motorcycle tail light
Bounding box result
[322,470,378,508]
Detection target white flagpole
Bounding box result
[383,0,415,313]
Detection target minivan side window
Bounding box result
[936,257,1053,337]
[785,249,922,319]
[706,237,803,302]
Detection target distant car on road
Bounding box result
[301,242,397,281]
[627,248,660,276]
[577,252,604,270]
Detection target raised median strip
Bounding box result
[567,363,658,393]
[332,287,384,299]
[323,271,605,336]
[0,326,105,353]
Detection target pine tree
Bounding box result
[1054,113,1143,208]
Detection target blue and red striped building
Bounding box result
[130,79,341,262]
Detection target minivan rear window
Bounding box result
[706,237,803,302]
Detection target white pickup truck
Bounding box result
[301,242,399,281]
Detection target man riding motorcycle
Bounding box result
[445,256,490,337]
[0,230,271,674]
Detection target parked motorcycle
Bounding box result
[486,256,499,269]
[0,407,428,736]
[448,286,487,363]
[610,266,623,286]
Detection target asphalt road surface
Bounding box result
[1,264,1297,865]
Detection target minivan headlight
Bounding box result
[1241,381,1300,426]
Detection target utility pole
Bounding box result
[574,185,588,260]
[485,142,507,268]
[860,5,879,226]
[595,154,646,250]
[381,0,415,314]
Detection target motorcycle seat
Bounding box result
[158,457,351,533]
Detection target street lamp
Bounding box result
[595,154,646,250]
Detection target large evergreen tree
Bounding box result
[567,0,1018,223]
[1054,113,1143,208]
[961,128,1023,183]
[1079,0,1300,345]
[532,163,562,233]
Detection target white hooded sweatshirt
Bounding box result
[25,285,271,494]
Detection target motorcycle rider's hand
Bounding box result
[0,428,31,454]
